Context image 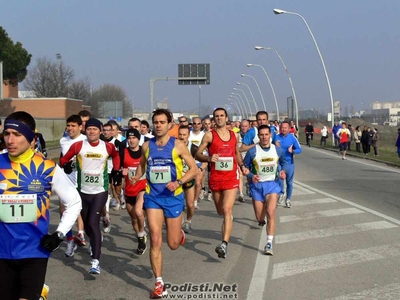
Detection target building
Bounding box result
[370,101,400,126]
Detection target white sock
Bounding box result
[156,277,164,285]
[267,235,274,243]
[78,230,85,235]
[138,231,146,238]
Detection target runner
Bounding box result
[119,128,148,255]
[179,125,206,234]
[132,109,197,299]
[274,121,302,208]
[60,118,122,274]
[0,111,81,299]
[189,117,205,209]
[238,119,250,201]
[337,122,351,160]
[59,114,88,256]
[196,108,249,259]
[243,125,286,255]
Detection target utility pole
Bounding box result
[198,85,202,117]
[0,61,3,100]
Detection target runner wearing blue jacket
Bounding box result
[274,121,302,208]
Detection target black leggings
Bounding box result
[79,191,108,260]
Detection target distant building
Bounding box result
[370,101,400,126]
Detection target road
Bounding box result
[44,146,400,299]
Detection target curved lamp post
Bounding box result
[230,92,249,118]
[236,82,259,113]
[228,98,243,118]
[240,73,266,112]
[273,8,334,144]
[246,64,279,121]
[254,46,298,128]
[233,87,253,118]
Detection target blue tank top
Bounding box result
[145,137,183,197]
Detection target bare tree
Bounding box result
[68,76,91,104]
[23,55,74,97]
[90,84,133,118]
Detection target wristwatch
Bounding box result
[56,231,65,240]
[177,180,183,186]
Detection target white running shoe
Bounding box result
[65,240,77,257]
[207,192,213,201]
[264,242,273,255]
[89,259,100,274]
[103,215,111,233]
[194,200,199,210]
[199,189,205,200]
[278,193,285,205]
[113,203,121,211]
[285,199,292,208]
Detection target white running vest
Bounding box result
[76,140,109,194]
[253,143,279,182]
[60,134,87,188]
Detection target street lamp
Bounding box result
[228,98,243,118]
[254,46,298,128]
[246,64,279,121]
[233,87,253,118]
[273,8,334,144]
[241,73,266,112]
[237,82,259,113]
[230,93,249,118]
[230,92,249,118]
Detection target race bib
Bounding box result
[82,170,102,186]
[149,166,172,183]
[215,157,234,171]
[0,194,37,223]
[259,163,276,175]
[128,167,137,181]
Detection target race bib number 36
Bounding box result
[215,157,234,171]
[149,166,172,183]
[0,194,37,223]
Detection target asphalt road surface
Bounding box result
[44,147,400,299]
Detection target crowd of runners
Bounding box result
[0,107,303,299]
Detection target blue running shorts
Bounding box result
[143,193,184,218]
[250,180,282,202]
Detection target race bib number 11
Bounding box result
[0,194,37,223]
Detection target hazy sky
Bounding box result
[2,0,400,114]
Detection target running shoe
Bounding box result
[278,193,285,205]
[103,215,111,233]
[74,232,86,247]
[258,218,266,226]
[207,192,213,201]
[238,194,245,203]
[89,259,100,274]
[150,281,167,299]
[194,200,199,210]
[285,199,292,208]
[39,284,49,300]
[137,235,147,255]
[65,239,77,257]
[120,200,126,210]
[264,242,273,255]
[182,221,192,234]
[199,189,205,200]
[215,242,227,258]
[245,182,250,196]
[113,203,121,211]
[180,229,186,245]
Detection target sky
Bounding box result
[2,0,400,115]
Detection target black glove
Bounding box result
[40,232,63,252]
[111,170,122,186]
[42,149,48,157]
[63,161,73,174]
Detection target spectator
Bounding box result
[367,127,373,154]
[347,124,353,151]
[396,128,400,158]
[361,126,369,155]
[372,128,379,156]
[332,122,341,147]
[354,126,362,153]
[320,126,328,146]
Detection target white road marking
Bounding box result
[291,198,337,206]
[280,208,364,223]
[292,184,316,195]
[295,181,400,226]
[326,282,400,300]
[246,229,269,300]
[272,242,400,280]
[308,147,400,174]
[276,221,397,244]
